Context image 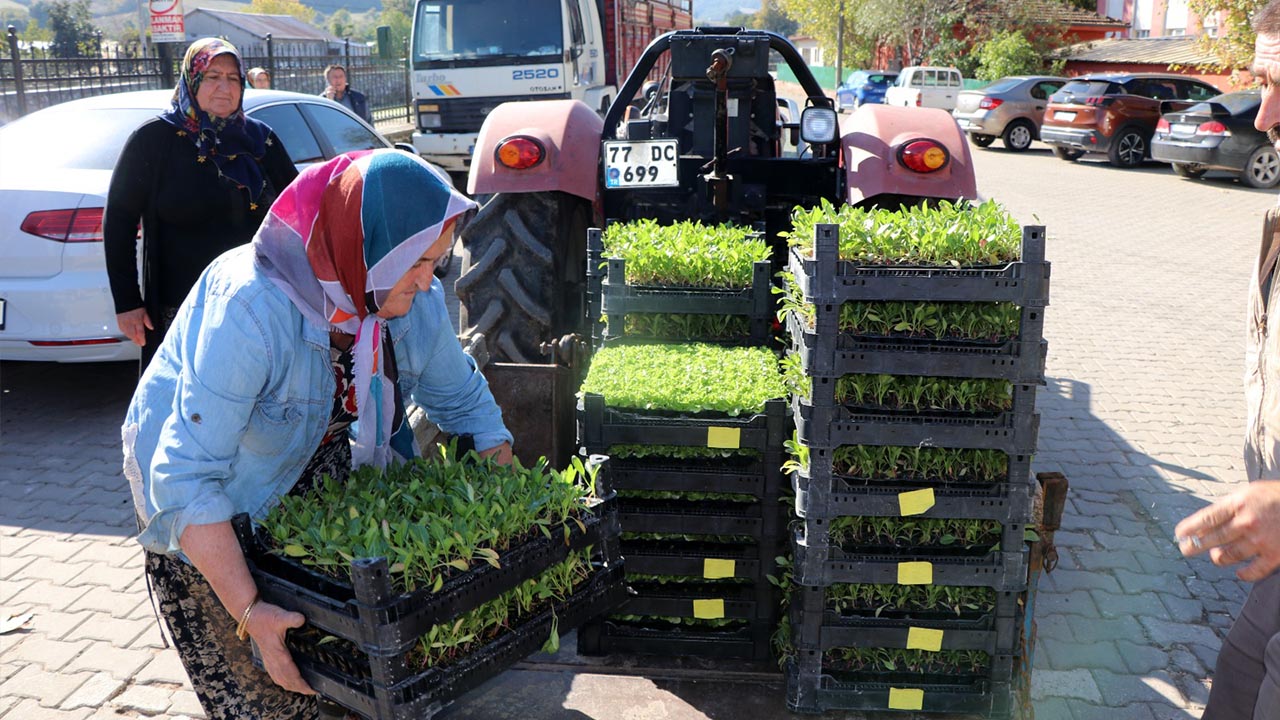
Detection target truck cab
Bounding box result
[884,66,964,111]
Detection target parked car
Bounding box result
[835,70,898,113]
[0,89,401,363]
[953,75,1066,152]
[884,66,964,111]
[1151,89,1280,189]
[1039,72,1221,168]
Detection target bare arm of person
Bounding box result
[1176,480,1280,582]
[179,521,315,695]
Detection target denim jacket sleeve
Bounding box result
[399,281,512,452]
[141,288,274,553]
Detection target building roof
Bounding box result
[185,9,337,42]
[1053,36,1220,65]
[969,0,1128,30]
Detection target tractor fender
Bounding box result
[468,99,603,203]
[841,104,978,206]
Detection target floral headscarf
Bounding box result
[160,37,272,202]
[253,149,478,467]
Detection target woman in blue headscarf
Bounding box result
[104,37,298,371]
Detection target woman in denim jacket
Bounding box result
[122,149,512,719]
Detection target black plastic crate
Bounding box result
[785,655,1020,716]
[577,616,776,662]
[790,583,1026,655]
[231,496,620,661]
[579,394,788,455]
[620,578,776,621]
[608,454,784,500]
[785,307,1047,383]
[793,395,1039,454]
[282,564,627,720]
[792,462,1036,522]
[787,223,1050,306]
[791,528,1031,592]
[619,497,781,538]
[621,537,774,581]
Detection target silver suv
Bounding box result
[953,76,1067,152]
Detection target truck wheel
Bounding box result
[1107,127,1147,168]
[1052,146,1084,162]
[456,192,590,363]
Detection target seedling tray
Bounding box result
[579,394,788,454]
[577,616,776,662]
[231,496,619,659]
[792,467,1035,522]
[790,584,1026,655]
[785,657,1019,716]
[791,530,1031,592]
[608,455,783,499]
[620,578,775,621]
[596,260,775,343]
[787,223,1049,306]
[793,396,1038,454]
[619,497,780,538]
[281,564,627,720]
[785,309,1047,383]
[621,538,773,581]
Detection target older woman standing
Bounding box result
[123,149,513,719]
[104,38,297,370]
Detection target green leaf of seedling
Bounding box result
[283,544,309,557]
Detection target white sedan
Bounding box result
[0,89,400,362]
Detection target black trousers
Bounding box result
[1205,572,1280,719]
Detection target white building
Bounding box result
[1096,0,1225,39]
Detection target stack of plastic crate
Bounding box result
[783,222,1050,716]
[575,225,788,662]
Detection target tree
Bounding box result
[776,0,862,65]
[753,0,800,36]
[329,8,355,39]
[377,8,412,56]
[974,30,1043,80]
[247,0,317,25]
[1188,0,1263,72]
[724,10,755,27]
[46,0,97,58]
[854,0,968,66]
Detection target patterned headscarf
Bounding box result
[253,149,478,467]
[160,37,273,202]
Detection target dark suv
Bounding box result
[1040,73,1220,168]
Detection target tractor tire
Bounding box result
[1052,146,1084,162]
[455,192,590,363]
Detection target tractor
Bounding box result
[454,27,977,467]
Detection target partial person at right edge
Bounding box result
[1176,2,1280,718]
[104,37,298,373]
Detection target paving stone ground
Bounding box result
[1,138,1274,719]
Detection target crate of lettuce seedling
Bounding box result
[282,561,627,720]
[586,220,775,343]
[785,200,1050,306]
[781,292,1047,382]
[578,343,788,453]
[605,449,783,499]
[789,443,1036,521]
[790,515,1032,591]
[788,580,1027,655]
[234,449,622,666]
[620,534,772,582]
[784,655,1025,716]
[579,613,776,661]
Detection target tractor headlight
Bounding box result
[801,107,838,144]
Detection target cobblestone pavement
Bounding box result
[0,142,1274,719]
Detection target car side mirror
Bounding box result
[395,142,418,155]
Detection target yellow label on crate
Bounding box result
[693,599,725,619]
[898,488,936,516]
[888,688,925,711]
[703,559,736,579]
[906,627,944,652]
[897,561,933,585]
[707,427,741,449]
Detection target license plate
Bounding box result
[1173,123,1197,136]
[1054,111,1077,121]
[0,297,6,331]
[603,140,679,188]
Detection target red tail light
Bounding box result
[1156,118,1170,133]
[20,208,104,243]
[495,136,545,170]
[29,338,122,346]
[915,96,922,107]
[1084,96,1113,107]
[898,139,950,173]
[978,97,1004,110]
[1197,120,1229,136]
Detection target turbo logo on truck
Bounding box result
[512,68,560,80]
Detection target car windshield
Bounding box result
[0,106,156,176]
[412,0,562,66]
[1052,80,1117,102]
[982,77,1023,94]
[865,74,892,85]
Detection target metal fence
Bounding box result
[2,28,411,125]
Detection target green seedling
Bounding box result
[827,516,1002,550]
[602,219,768,288]
[582,343,784,416]
[831,374,1013,413]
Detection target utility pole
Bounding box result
[137,0,150,57]
[834,0,844,93]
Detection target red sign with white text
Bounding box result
[149,0,185,43]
